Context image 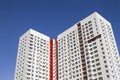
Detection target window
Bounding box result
[107,75,109,78]
[88,21,91,24]
[94,50,98,53]
[98,72,102,75]
[96,62,100,66]
[99,77,103,80]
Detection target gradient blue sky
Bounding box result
[0,0,120,80]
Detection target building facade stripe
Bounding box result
[50,40,53,80]
[77,23,88,80]
[55,40,58,80]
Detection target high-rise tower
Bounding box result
[57,12,120,80]
[14,29,50,80]
[14,12,120,80]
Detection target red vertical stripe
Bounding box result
[55,40,58,80]
[50,40,53,80]
[77,23,88,80]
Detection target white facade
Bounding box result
[57,12,120,80]
[14,12,120,80]
[14,29,50,80]
[57,25,83,80]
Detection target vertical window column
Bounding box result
[77,23,88,80]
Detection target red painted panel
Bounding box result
[77,23,88,80]
[88,34,101,43]
[50,40,53,80]
[55,40,58,80]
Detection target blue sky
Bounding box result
[0,0,120,80]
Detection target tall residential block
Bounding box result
[57,12,120,80]
[14,29,51,80]
[14,12,120,80]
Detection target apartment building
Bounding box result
[14,29,50,80]
[57,12,120,80]
[14,12,120,80]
